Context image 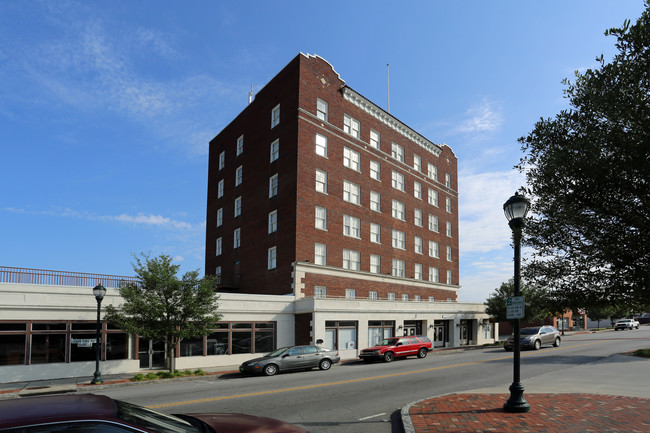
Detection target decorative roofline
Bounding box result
[342,87,442,157]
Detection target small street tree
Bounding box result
[484,279,551,324]
[104,253,221,372]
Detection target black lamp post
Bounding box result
[90,284,107,385]
[503,192,531,413]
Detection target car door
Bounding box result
[300,346,322,368]
[540,327,552,345]
[394,338,411,356]
[278,347,304,371]
[407,337,421,355]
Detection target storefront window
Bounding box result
[180,337,204,357]
[231,331,252,354]
[325,321,357,350]
[368,321,394,346]
[207,332,229,355]
[106,333,128,360]
[31,334,66,364]
[0,334,25,365]
[70,333,98,362]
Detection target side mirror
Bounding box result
[396,342,402,346]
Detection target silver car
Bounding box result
[504,326,561,351]
[239,345,340,376]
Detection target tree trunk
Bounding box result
[167,341,176,373]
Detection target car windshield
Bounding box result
[520,328,540,335]
[266,347,291,357]
[378,338,400,346]
[116,399,197,433]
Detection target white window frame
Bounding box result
[447,246,453,262]
[369,130,380,149]
[413,154,421,172]
[368,291,378,300]
[428,214,439,232]
[429,241,439,258]
[269,174,279,197]
[315,243,327,265]
[429,267,439,283]
[346,289,356,299]
[236,135,244,156]
[391,143,404,162]
[235,165,243,186]
[343,249,361,270]
[219,151,225,170]
[446,221,453,237]
[343,214,361,239]
[217,179,224,198]
[428,163,438,181]
[370,254,381,273]
[391,171,405,192]
[392,229,405,250]
[370,223,381,244]
[216,237,222,256]
[315,285,327,298]
[447,270,453,285]
[402,294,409,301]
[315,170,328,194]
[270,139,279,162]
[414,264,423,280]
[343,114,360,138]
[414,181,422,200]
[370,191,381,212]
[315,206,327,231]
[445,173,451,188]
[317,98,328,122]
[446,197,452,213]
[428,189,439,207]
[216,208,223,227]
[271,104,280,128]
[233,228,241,249]
[234,196,241,217]
[316,134,328,157]
[391,200,405,221]
[343,181,360,205]
[414,208,422,227]
[369,160,380,181]
[268,210,277,233]
[392,259,405,278]
[343,147,360,171]
[267,246,277,269]
[414,236,423,254]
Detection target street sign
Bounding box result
[506,296,525,319]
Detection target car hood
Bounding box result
[241,356,271,365]
[362,345,389,351]
[186,413,306,433]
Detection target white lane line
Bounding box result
[359,413,387,421]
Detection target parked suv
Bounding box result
[614,318,640,330]
[359,336,432,362]
[504,326,561,351]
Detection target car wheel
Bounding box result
[417,348,428,358]
[319,359,332,370]
[383,351,395,362]
[614,328,618,331]
[533,340,541,350]
[553,337,561,347]
[263,364,278,376]
[504,347,513,352]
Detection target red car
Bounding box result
[0,394,306,433]
[359,335,432,362]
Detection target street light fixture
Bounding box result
[503,192,531,413]
[90,284,107,385]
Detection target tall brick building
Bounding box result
[206,54,485,350]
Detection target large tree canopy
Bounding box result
[517,5,650,310]
[105,253,221,372]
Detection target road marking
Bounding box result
[146,341,603,409]
[359,413,386,421]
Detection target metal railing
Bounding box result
[0,266,140,289]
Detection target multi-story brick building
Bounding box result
[205,53,489,354]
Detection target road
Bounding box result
[93,328,650,433]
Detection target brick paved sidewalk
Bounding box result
[408,393,650,432]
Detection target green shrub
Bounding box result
[130,374,146,382]
[633,348,650,358]
[145,372,158,380]
[193,368,206,376]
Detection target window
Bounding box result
[368,291,378,300]
[392,259,405,277]
[370,191,381,212]
[234,196,242,217]
[415,295,422,302]
[429,214,439,232]
[428,163,438,181]
[368,320,394,346]
[370,254,381,273]
[391,143,404,162]
[414,181,422,199]
[413,155,421,172]
[343,181,360,205]
[344,114,360,138]
[343,249,360,270]
[391,171,405,192]
[414,208,422,227]
[370,130,380,149]
[315,243,327,265]
[268,247,277,269]
[429,241,439,258]
[315,206,327,230]
[269,174,278,197]
[447,246,453,262]
[345,289,356,299]
[233,228,241,248]
[236,135,244,156]
[391,200,405,220]
[216,237,222,256]
[446,196,452,213]
[343,214,361,238]
[325,320,357,351]
[316,134,328,157]
[317,98,328,121]
[392,230,405,250]
[429,267,439,283]
[445,173,451,188]
[344,147,360,171]
[370,160,380,181]
[217,179,224,198]
[219,151,225,170]
[271,104,280,128]
[402,294,409,301]
[429,296,435,302]
[388,293,396,301]
[216,208,223,227]
[414,236,423,254]
[268,210,277,233]
[414,264,423,280]
[315,285,327,298]
[447,270,453,285]
[270,139,279,162]
[446,221,453,237]
[215,266,221,283]
[428,189,438,207]
[370,223,381,244]
[235,166,242,186]
[315,170,328,193]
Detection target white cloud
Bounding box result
[453,97,503,135]
[110,213,193,230]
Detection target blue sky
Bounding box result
[0,1,645,303]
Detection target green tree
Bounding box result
[484,279,551,324]
[517,4,650,310]
[104,253,221,372]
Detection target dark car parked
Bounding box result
[504,326,561,351]
[0,394,306,432]
[240,345,340,376]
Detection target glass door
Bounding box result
[138,338,166,369]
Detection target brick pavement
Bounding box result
[408,393,650,432]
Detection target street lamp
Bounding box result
[503,192,531,413]
[90,284,107,385]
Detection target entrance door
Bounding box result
[433,324,446,348]
[138,338,166,369]
[403,320,422,336]
[459,320,472,346]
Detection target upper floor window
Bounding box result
[234,196,242,217]
[370,255,381,274]
[344,114,360,138]
[429,266,439,283]
[345,289,356,299]
[391,143,404,162]
[391,171,405,192]
[414,208,423,227]
[428,189,439,207]
[402,294,409,301]
[445,196,452,213]
[413,155,421,172]
[268,246,277,269]
[315,206,327,230]
[428,214,439,232]
[370,223,381,244]
[429,241,439,258]
[343,249,361,270]
[391,229,405,250]
[219,151,225,170]
[368,291,378,300]
[235,166,243,186]
[314,243,327,265]
[370,130,380,149]
[315,286,327,298]
[414,236,423,254]
[428,163,438,181]
[370,191,381,212]
[391,200,405,221]
[446,221,453,237]
[343,147,360,171]
[270,139,279,162]
[269,174,279,197]
[271,104,280,128]
[316,134,328,157]
[268,210,277,233]
[216,208,223,227]
[317,99,328,122]
[447,246,453,262]
[234,228,241,249]
[217,179,224,198]
[447,270,453,285]
[216,237,222,256]
[343,214,361,239]
[315,170,327,194]
[236,135,244,156]
[392,259,405,278]
[343,181,360,205]
[414,264,423,280]
[414,181,422,200]
[370,160,380,181]
[445,173,452,188]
